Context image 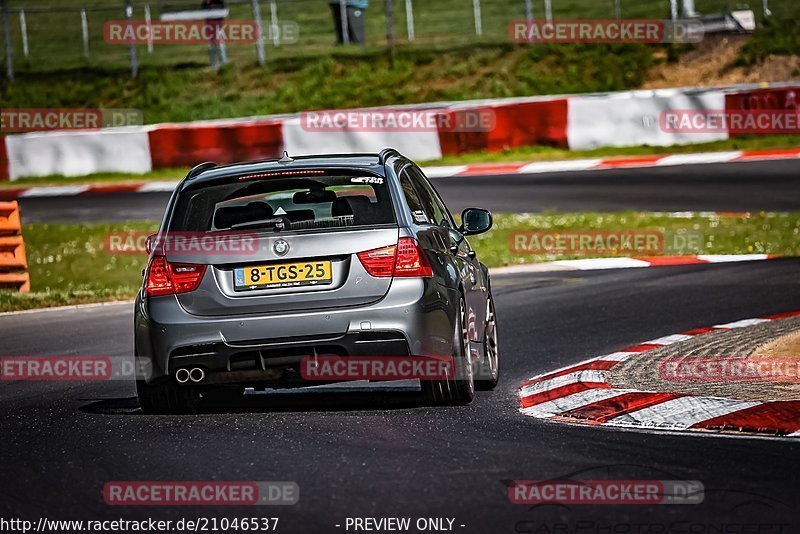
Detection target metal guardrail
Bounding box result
[0,0,789,79]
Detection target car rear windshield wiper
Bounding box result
[229,217,288,231]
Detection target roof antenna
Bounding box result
[278,151,294,165]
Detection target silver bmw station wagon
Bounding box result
[135,149,499,413]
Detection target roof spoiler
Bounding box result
[378,148,402,165]
[186,161,218,180]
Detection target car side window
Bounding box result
[401,167,440,226]
[408,167,454,228]
[398,169,428,224]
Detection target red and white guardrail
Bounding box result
[0,83,797,181]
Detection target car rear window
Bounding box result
[169,174,396,233]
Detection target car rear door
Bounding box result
[402,165,487,342]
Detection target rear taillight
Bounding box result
[357,245,396,277]
[394,237,433,277]
[145,256,207,297]
[145,256,172,297]
[357,237,432,278]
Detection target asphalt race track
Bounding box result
[436,159,800,215]
[2,259,799,531]
[17,159,800,223]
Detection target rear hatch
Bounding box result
[164,169,399,316]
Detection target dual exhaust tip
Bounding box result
[175,367,205,384]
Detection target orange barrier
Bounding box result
[0,201,22,235]
[0,201,30,292]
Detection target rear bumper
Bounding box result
[135,278,458,384]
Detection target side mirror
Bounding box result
[460,208,492,236]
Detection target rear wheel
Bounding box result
[423,297,475,405]
[475,293,499,391]
[136,379,202,414]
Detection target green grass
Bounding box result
[3,134,797,188]
[0,222,156,312]
[1,168,188,188]
[0,43,655,125]
[0,288,141,313]
[2,0,795,73]
[1,2,797,132]
[2,214,798,312]
[738,17,800,66]
[470,212,800,268]
[0,1,796,130]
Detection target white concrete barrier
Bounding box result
[567,89,728,150]
[283,118,442,160]
[6,128,152,179]
[281,117,443,161]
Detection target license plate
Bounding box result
[234,261,333,291]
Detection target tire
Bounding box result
[423,297,475,405]
[475,293,499,391]
[136,379,203,414]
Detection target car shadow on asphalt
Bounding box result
[79,390,429,415]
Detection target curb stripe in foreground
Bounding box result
[518,311,800,438]
[451,148,800,177]
[691,401,800,435]
[557,254,775,271]
[560,392,686,424]
[491,254,782,275]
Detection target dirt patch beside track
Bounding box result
[644,35,800,89]
[607,315,800,401]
